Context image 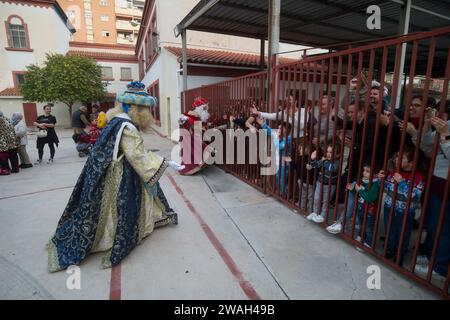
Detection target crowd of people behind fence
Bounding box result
[214,77,450,281]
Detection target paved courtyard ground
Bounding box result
[0,128,441,299]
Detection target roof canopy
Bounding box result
[176,0,450,77]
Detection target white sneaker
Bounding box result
[46,158,53,164]
[416,255,429,266]
[326,222,342,234]
[312,215,324,223]
[356,242,371,252]
[414,264,447,282]
[306,212,318,221]
[34,159,42,165]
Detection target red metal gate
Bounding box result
[182,26,450,299]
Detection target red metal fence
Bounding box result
[181,26,450,299]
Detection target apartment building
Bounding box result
[59,0,145,45]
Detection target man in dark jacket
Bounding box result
[72,105,90,135]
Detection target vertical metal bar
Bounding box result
[297,63,307,212]
[290,63,299,206]
[341,51,363,234]
[303,62,312,212]
[411,45,450,274]
[332,53,353,223]
[315,57,327,220]
[382,43,405,258]
[330,55,343,222]
[324,56,336,224]
[182,28,188,109]
[353,49,375,245]
[369,46,389,250]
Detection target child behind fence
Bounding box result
[306,143,341,223]
[380,147,425,265]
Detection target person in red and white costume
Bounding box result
[178,97,211,175]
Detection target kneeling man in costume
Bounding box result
[47,81,183,272]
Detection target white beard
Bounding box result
[195,105,210,122]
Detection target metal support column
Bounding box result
[182,28,188,111]
[395,0,411,110]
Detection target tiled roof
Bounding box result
[67,50,137,62]
[0,87,21,97]
[165,46,301,68]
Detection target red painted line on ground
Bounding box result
[0,186,75,201]
[109,264,122,300]
[167,173,261,300]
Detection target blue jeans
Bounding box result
[357,203,376,246]
[384,205,415,257]
[314,182,336,217]
[424,194,450,277]
[277,164,290,196]
[338,191,356,225]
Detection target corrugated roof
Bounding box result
[176,0,450,76]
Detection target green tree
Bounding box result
[21,53,107,124]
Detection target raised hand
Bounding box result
[393,172,403,183]
[430,116,449,135]
[398,121,417,136]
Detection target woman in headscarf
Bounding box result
[0,112,20,175]
[11,112,32,168]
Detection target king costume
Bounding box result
[47,82,178,272]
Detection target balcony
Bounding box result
[116,19,140,32]
[117,30,137,45]
[115,6,144,18]
[117,36,137,45]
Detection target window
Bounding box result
[13,71,26,87]
[5,15,31,51]
[67,10,76,18]
[120,67,132,81]
[145,14,158,69]
[99,0,108,6]
[101,30,110,37]
[16,73,25,85]
[101,66,113,79]
[147,80,160,126]
[100,15,109,21]
[10,24,26,48]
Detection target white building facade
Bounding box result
[0,0,75,127]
